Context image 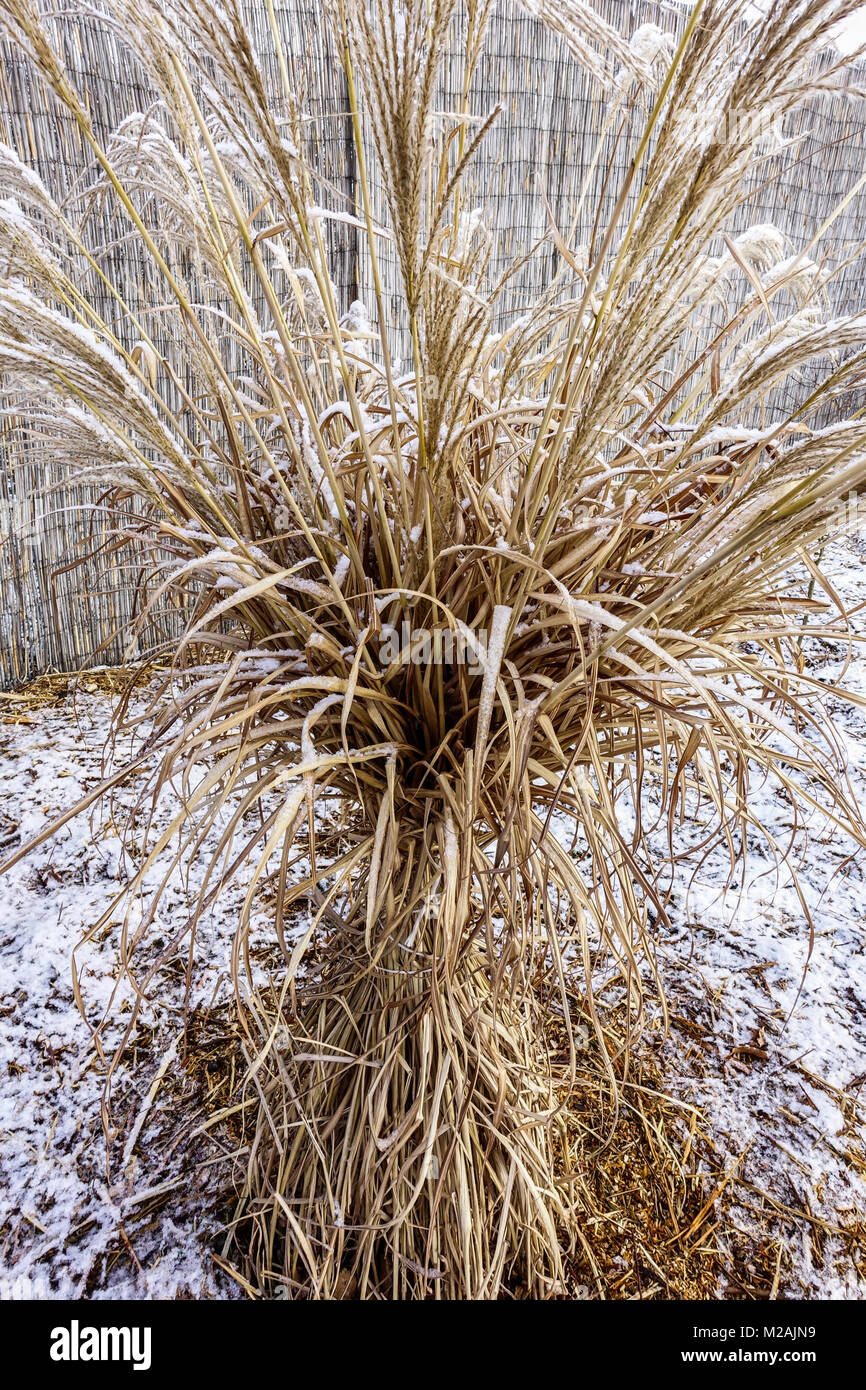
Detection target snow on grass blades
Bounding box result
[2,0,866,1298]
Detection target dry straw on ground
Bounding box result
[2,0,866,1298]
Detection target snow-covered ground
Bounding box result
[0,543,864,1300]
[0,688,282,1299]
[655,539,866,1298]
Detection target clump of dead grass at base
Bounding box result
[179,989,724,1299]
[56,987,862,1300]
[183,989,865,1300]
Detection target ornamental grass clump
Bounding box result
[2,0,866,1298]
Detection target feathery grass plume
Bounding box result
[2,0,866,1297]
